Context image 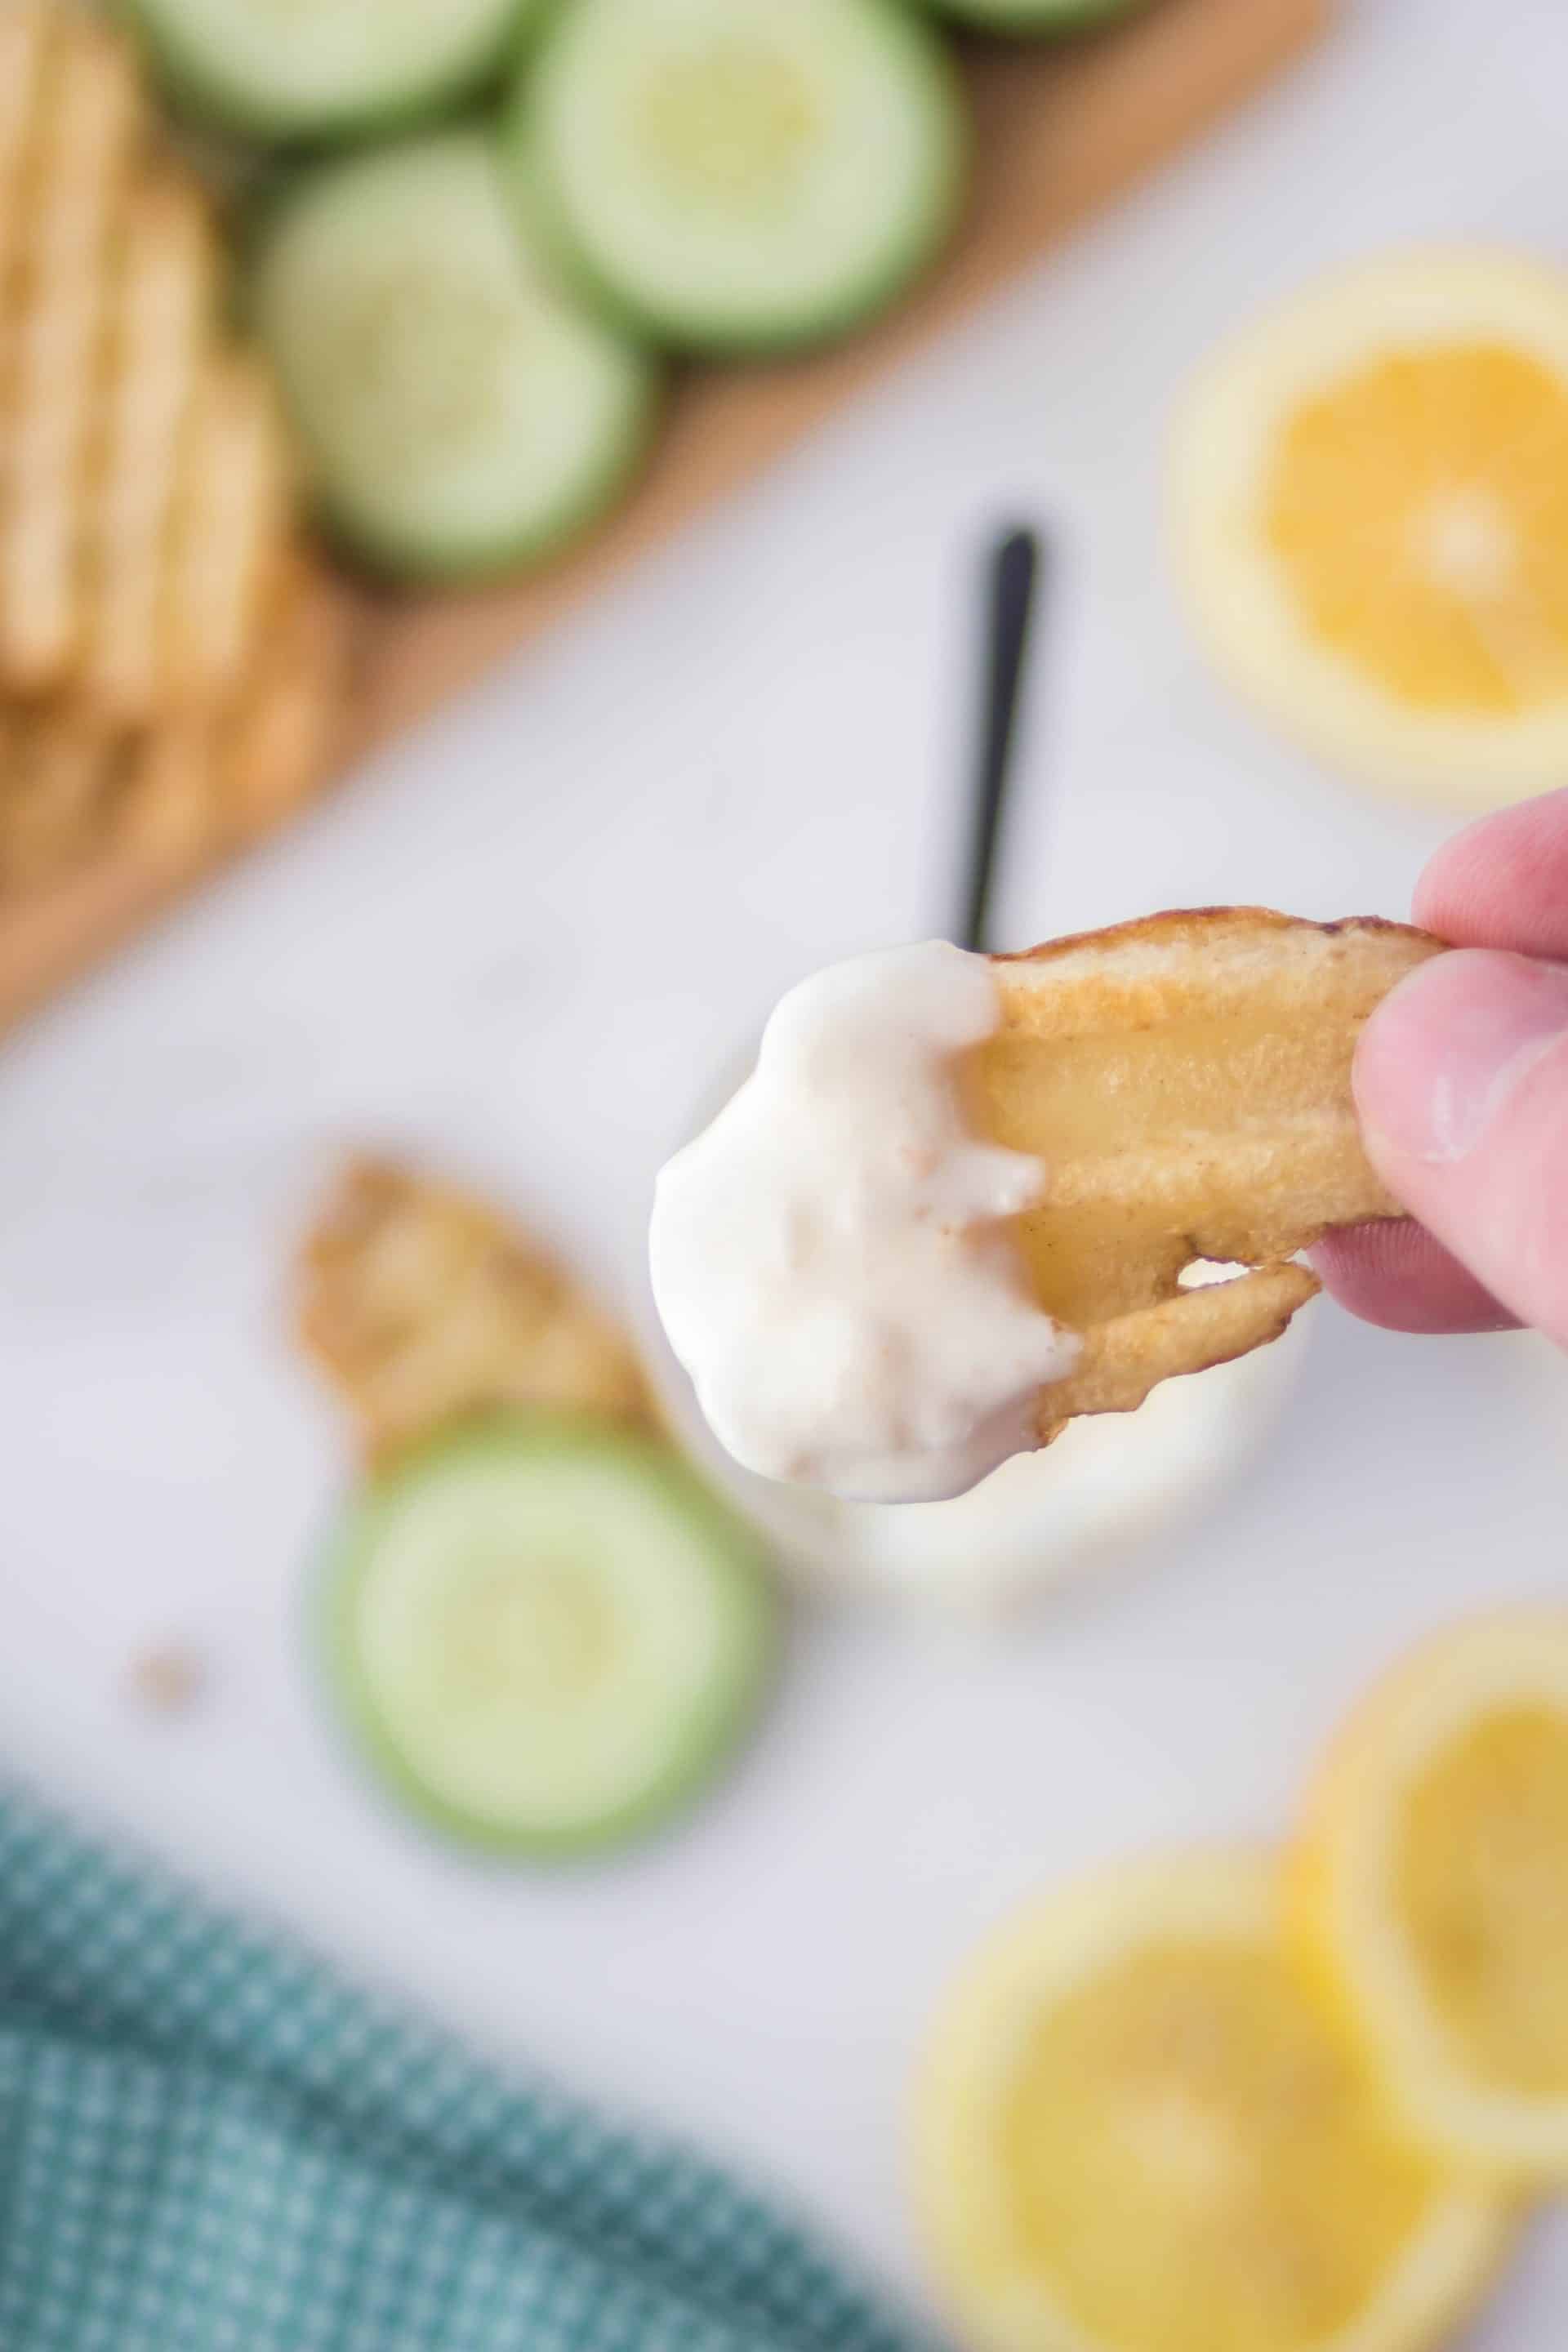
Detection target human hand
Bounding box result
[1315,788,1568,1349]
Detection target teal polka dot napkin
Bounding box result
[0,1787,938,2352]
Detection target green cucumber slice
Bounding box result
[322,1416,776,1858]
[925,0,1149,31]
[252,133,659,581]
[124,0,541,144]
[509,0,966,355]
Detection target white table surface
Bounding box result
[2,0,1566,2336]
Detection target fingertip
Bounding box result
[1348,947,1568,1347]
[1312,1220,1520,1337]
[1353,948,1568,1174]
[1412,786,1568,956]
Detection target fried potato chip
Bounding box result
[116,554,350,857]
[114,710,212,858]
[0,698,119,891]
[0,7,295,719]
[0,16,341,986]
[0,10,49,334]
[299,1157,655,1465]
[973,909,1443,1438]
[0,10,142,692]
[0,546,346,898]
[218,559,354,837]
[163,354,291,710]
[84,171,215,720]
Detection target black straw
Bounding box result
[957,524,1045,955]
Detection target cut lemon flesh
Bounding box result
[1296,1608,1568,2179]
[915,1853,1506,2352]
[1174,249,1568,807]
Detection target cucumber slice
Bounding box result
[925,0,1148,30]
[510,0,966,355]
[252,134,659,581]
[322,1416,776,1858]
[124,0,541,144]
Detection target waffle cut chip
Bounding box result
[0,697,118,893]
[116,555,352,861]
[300,1157,656,1466]
[0,552,348,901]
[973,909,1444,1440]
[0,4,291,715]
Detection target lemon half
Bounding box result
[1296,1608,1568,2181]
[1174,249,1568,808]
[915,1852,1506,2352]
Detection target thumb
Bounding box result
[1354,948,1568,1348]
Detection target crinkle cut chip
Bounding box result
[971,908,1444,1440]
[299,1156,655,1463]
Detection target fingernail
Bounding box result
[1356,948,1568,1166]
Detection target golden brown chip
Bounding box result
[163,353,291,710]
[0,10,341,985]
[0,9,48,339]
[0,10,143,691]
[0,550,346,896]
[218,559,354,837]
[115,710,212,858]
[973,908,1443,1438]
[0,698,121,892]
[0,9,296,724]
[84,171,215,720]
[116,555,349,858]
[299,1156,655,1465]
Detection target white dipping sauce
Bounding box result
[648,941,1079,1503]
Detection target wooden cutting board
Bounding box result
[0,0,1325,1036]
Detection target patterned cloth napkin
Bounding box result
[0,1787,938,2352]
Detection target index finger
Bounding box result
[1414,786,1568,958]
